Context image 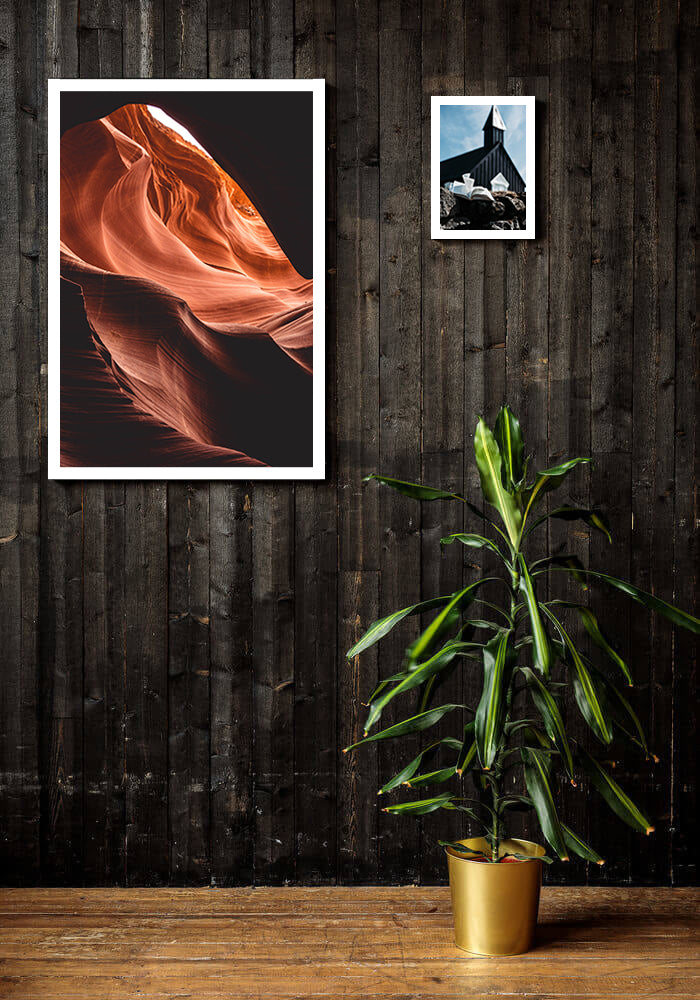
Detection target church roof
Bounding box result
[483,104,506,131]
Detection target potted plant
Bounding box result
[344,407,698,957]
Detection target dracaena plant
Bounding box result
[344,407,699,865]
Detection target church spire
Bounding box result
[483,104,506,149]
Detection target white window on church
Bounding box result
[490,172,508,192]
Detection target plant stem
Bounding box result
[490,775,500,862]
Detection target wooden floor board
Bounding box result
[0,888,697,999]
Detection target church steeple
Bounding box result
[483,104,506,149]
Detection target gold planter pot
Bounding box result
[446,837,545,956]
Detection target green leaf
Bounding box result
[522,458,592,526]
[407,579,494,667]
[457,721,477,774]
[440,533,507,563]
[363,474,493,529]
[343,704,462,752]
[531,554,589,589]
[541,606,613,744]
[503,851,554,864]
[382,792,454,816]
[498,795,534,813]
[520,666,574,779]
[494,405,525,488]
[365,640,482,732]
[593,669,650,757]
[362,473,464,502]
[525,506,612,543]
[579,748,655,835]
[547,568,700,634]
[440,840,488,858]
[576,606,633,686]
[405,765,457,788]
[561,823,605,865]
[346,595,453,659]
[521,747,570,860]
[475,630,516,768]
[378,738,459,795]
[518,555,551,676]
[473,418,523,547]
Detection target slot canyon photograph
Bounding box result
[51,82,325,478]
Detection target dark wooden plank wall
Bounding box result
[0,0,696,887]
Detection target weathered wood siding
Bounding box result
[0,0,696,886]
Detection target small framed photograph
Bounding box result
[431,96,535,240]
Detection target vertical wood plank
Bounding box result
[77,0,127,888]
[376,2,422,884]
[164,0,211,885]
[38,0,84,888]
[252,486,296,883]
[588,0,635,886]
[125,486,169,885]
[249,3,297,886]
[207,1,255,889]
[336,0,381,884]
[629,0,677,885]
[293,0,338,884]
[547,0,593,885]
[671,0,698,887]
[121,0,169,890]
[504,0,550,843]
[0,0,42,885]
[418,0,466,884]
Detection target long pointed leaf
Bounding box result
[378,738,459,795]
[405,765,457,788]
[593,668,650,757]
[579,748,655,835]
[541,606,613,744]
[521,747,569,860]
[440,533,507,563]
[520,666,574,778]
[531,554,589,588]
[577,607,633,685]
[473,418,522,546]
[548,568,700,634]
[382,793,454,816]
[522,459,592,526]
[363,474,494,529]
[525,505,612,543]
[343,704,462,752]
[494,405,525,488]
[561,823,605,865]
[457,721,477,774]
[407,579,493,667]
[365,641,479,731]
[475,630,516,768]
[346,596,452,659]
[518,555,551,676]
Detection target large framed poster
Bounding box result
[48,79,325,479]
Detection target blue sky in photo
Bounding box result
[440,102,527,183]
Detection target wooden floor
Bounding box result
[0,887,697,999]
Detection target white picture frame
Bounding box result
[48,78,326,480]
[431,95,535,240]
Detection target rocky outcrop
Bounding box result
[439,188,526,232]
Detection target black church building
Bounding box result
[440,105,525,194]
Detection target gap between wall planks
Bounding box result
[0,0,696,887]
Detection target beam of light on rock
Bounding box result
[147,105,210,157]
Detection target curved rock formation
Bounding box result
[60,102,313,469]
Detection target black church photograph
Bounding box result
[431,96,535,239]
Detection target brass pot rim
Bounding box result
[444,836,545,865]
